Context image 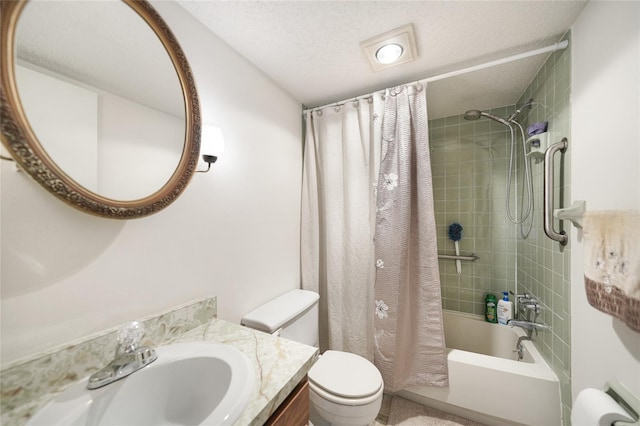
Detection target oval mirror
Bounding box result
[0,0,200,218]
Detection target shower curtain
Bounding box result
[301,98,383,360]
[301,84,449,390]
[373,84,448,391]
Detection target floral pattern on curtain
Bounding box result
[373,84,449,391]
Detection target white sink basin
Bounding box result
[28,342,255,426]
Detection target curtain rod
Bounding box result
[303,40,569,114]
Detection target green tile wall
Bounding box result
[429,32,572,424]
[516,32,572,424]
[430,105,519,314]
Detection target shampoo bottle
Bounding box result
[485,294,498,323]
[497,291,513,325]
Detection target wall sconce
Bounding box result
[197,125,225,173]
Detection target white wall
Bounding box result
[0,1,303,365]
[16,65,99,192]
[98,92,184,200]
[571,0,640,400]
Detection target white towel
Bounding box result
[583,210,640,332]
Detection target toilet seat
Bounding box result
[309,379,383,407]
[308,350,383,405]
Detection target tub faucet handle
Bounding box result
[512,292,531,302]
[524,302,541,314]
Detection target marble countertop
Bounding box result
[170,319,318,426]
[1,316,318,426]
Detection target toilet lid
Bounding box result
[308,350,383,399]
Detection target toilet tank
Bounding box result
[241,290,319,347]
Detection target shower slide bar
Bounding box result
[544,137,569,246]
[438,254,479,262]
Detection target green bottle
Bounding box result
[485,294,498,323]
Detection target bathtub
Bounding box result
[396,310,562,426]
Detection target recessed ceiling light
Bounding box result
[375,43,404,64]
[360,24,418,72]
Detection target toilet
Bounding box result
[241,289,384,426]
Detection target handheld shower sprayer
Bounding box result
[462,105,535,236]
[463,110,510,126]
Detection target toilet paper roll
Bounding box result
[572,388,635,426]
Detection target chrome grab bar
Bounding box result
[437,254,479,261]
[544,137,568,245]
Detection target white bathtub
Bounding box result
[396,310,562,426]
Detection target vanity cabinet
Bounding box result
[266,376,309,426]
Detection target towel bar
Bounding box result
[555,200,586,229]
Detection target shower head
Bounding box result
[463,110,482,120]
[463,110,510,126]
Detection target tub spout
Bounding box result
[507,319,549,335]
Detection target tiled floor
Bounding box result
[373,394,394,425]
[374,394,485,426]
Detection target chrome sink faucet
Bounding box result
[87,321,157,390]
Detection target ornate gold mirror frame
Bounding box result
[0,0,201,219]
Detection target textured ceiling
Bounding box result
[14,1,588,121]
[177,0,588,118]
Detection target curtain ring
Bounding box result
[334,106,341,112]
[317,109,323,116]
[389,86,403,96]
[353,100,359,108]
[415,83,424,92]
[367,96,374,104]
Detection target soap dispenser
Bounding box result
[497,292,513,325]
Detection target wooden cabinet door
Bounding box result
[265,377,309,426]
